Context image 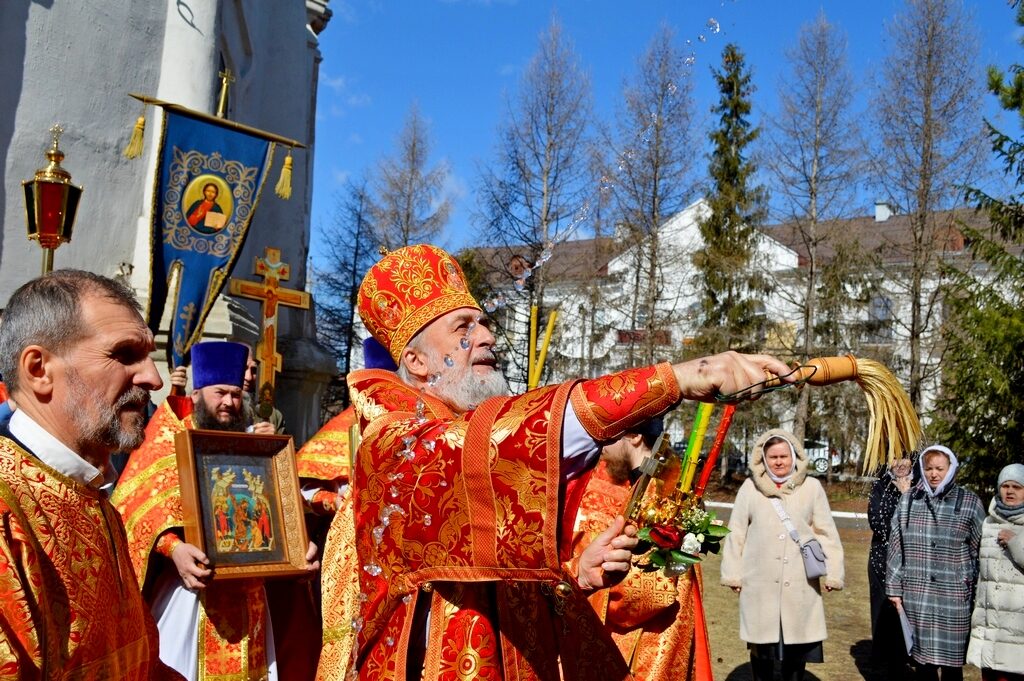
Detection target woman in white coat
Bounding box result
[966,463,1024,681]
[720,429,845,681]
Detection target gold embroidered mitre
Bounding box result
[357,244,480,362]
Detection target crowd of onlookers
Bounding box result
[720,433,1023,681]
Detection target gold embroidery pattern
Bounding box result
[357,245,480,359]
[0,439,158,679]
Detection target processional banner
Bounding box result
[147,110,275,367]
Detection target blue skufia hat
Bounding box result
[191,341,248,389]
[633,415,664,442]
[363,336,397,371]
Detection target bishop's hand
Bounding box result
[672,351,793,403]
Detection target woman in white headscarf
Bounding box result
[887,445,985,681]
[720,429,844,681]
[966,463,1024,680]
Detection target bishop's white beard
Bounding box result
[431,352,509,412]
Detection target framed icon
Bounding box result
[175,429,309,580]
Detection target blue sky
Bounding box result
[309,0,1022,261]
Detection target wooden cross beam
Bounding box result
[228,247,310,405]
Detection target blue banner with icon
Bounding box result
[148,110,275,368]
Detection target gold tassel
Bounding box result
[123,115,146,159]
[854,358,922,474]
[275,149,293,199]
[779,355,923,474]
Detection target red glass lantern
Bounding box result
[22,125,82,274]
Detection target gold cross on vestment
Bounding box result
[228,247,310,403]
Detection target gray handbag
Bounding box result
[771,498,828,579]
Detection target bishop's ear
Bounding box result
[399,346,431,382]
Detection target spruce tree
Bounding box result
[692,43,770,354]
[932,3,1024,491]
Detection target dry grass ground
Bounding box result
[700,492,983,681]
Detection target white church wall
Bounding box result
[1,2,166,296]
[1,1,335,442]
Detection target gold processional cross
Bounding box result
[228,247,310,408]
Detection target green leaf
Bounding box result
[636,527,652,542]
[669,550,701,565]
[706,524,730,538]
[648,551,667,567]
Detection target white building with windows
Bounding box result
[470,199,985,451]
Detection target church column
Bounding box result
[128,3,223,395]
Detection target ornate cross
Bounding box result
[228,247,310,405]
[216,68,235,118]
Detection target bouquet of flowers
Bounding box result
[632,492,730,575]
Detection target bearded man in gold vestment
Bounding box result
[0,270,179,679]
[571,418,714,680]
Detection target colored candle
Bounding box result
[694,404,737,497]
[679,403,713,492]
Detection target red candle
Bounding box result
[694,404,737,497]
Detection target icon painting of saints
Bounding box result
[183,174,232,234]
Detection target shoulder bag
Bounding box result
[770,497,828,579]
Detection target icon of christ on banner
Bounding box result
[183,175,231,234]
[147,110,277,368]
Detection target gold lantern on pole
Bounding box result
[22,125,82,274]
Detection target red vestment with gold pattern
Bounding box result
[112,402,274,680]
[296,405,356,515]
[0,436,176,680]
[570,462,714,681]
[316,362,682,681]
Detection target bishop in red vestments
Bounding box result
[315,244,793,681]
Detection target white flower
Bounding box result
[682,532,702,554]
[696,533,705,543]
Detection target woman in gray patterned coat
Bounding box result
[887,445,985,681]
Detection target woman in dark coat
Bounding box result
[887,445,985,681]
[868,457,913,674]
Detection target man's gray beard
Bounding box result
[432,362,510,412]
[65,367,149,453]
[193,392,252,432]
